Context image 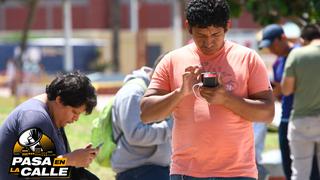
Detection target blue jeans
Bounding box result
[170,175,255,180]
[116,165,169,180]
[279,121,319,180]
[279,121,292,179]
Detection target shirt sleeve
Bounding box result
[148,53,172,91]
[283,49,297,78]
[17,110,55,141]
[117,94,172,147]
[247,51,272,95]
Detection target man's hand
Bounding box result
[61,144,98,168]
[199,74,229,105]
[180,65,202,96]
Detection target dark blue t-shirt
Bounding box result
[0,98,67,179]
[272,45,299,121]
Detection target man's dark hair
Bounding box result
[46,71,97,114]
[186,0,230,30]
[301,23,320,42]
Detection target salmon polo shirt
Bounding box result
[149,41,271,178]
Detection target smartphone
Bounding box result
[95,143,104,149]
[201,72,219,88]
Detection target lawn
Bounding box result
[0,96,279,180]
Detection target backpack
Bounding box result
[91,78,147,167]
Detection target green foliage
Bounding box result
[226,0,320,26]
[243,0,320,25]
[227,0,243,17]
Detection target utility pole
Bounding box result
[130,0,138,33]
[63,0,74,72]
[173,0,183,48]
[14,0,39,105]
[111,0,120,72]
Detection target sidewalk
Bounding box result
[262,149,285,179]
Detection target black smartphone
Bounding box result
[95,143,104,149]
[201,72,219,87]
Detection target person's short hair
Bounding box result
[259,24,284,49]
[46,71,97,114]
[301,23,320,42]
[186,0,230,30]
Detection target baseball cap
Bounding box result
[258,24,284,49]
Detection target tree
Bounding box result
[17,0,39,70]
[228,0,320,26]
[0,0,39,104]
[111,0,120,72]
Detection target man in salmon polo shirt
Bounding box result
[140,0,275,179]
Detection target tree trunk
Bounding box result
[111,0,120,72]
[17,0,39,70]
[14,0,39,105]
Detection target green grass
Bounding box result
[264,130,279,151]
[0,96,17,120]
[0,96,279,179]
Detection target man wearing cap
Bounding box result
[259,24,318,180]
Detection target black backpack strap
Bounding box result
[114,131,123,144]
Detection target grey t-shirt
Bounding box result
[0,98,67,179]
[284,45,320,118]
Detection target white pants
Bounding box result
[288,115,320,180]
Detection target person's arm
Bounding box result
[199,51,275,122]
[140,66,201,123]
[272,81,282,101]
[116,93,173,146]
[281,77,295,96]
[58,144,98,168]
[281,51,296,96]
[140,88,185,123]
[200,85,274,122]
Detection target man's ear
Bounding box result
[55,96,63,105]
[226,20,231,32]
[185,20,192,34]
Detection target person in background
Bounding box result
[281,23,320,180]
[0,71,98,180]
[300,23,320,46]
[5,58,17,95]
[253,122,270,180]
[140,0,274,179]
[259,24,319,180]
[111,53,172,180]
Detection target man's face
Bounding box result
[54,99,86,128]
[267,37,289,57]
[190,25,226,55]
[267,38,282,56]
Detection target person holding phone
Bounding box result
[140,0,274,179]
[0,71,98,180]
